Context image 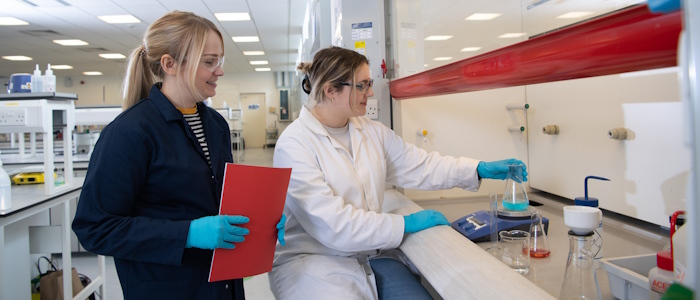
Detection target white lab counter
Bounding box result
[0,177,106,300]
[389,190,667,299]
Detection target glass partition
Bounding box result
[390,0,644,79]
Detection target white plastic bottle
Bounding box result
[0,154,11,210]
[672,224,692,286]
[648,250,674,299]
[30,64,44,93]
[43,64,56,92]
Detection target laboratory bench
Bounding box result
[0,177,106,300]
[387,190,667,299]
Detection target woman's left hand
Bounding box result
[276,214,287,246]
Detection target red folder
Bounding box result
[209,163,291,282]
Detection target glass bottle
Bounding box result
[529,210,551,258]
[502,164,529,211]
[559,231,598,300]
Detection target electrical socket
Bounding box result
[365,98,379,120]
[0,109,27,126]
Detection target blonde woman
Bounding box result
[270,46,527,299]
[72,11,284,299]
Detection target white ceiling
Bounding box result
[0,0,307,79]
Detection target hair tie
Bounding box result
[301,75,311,95]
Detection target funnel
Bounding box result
[563,206,601,235]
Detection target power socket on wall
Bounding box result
[365,98,378,119]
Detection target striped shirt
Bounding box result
[178,107,211,167]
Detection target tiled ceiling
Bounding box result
[0,0,307,79]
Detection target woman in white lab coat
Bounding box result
[270,46,526,299]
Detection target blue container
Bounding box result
[8,73,32,93]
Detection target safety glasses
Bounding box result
[340,79,374,94]
[200,56,225,72]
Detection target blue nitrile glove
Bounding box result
[477,159,528,181]
[276,214,286,246]
[403,210,450,233]
[185,215,249,250]
[646,0,681,14]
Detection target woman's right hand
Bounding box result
[185,215,250,250]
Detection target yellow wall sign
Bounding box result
[355,41,366,55]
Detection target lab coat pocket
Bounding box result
[301,255,363,279]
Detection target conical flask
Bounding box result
[559,231,598,300]
[529,210,551,258]
[502,164,529,211]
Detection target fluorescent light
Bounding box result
[498,33,526,38]
[99,53,126,59]
[433,57,452,61]
[98,15,141,24]
[50,65,73,69]
[557,12,593,19]
[424,64,428,67]
[232,36,259,42]
[424,35,453,41]
[250,61,268,65]
[461,47,482,52]
[243,51,265,56]
[54,39,88,46]
[255,68,271,72]
[0,17,29,26]
[465,13,501,21]
[2,55,32,61]
[215,13,250,21]
[83,71,103,76]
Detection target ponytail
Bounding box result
[122,44,155,110]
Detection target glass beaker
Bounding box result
[559,231,598,300]
[502,164,529,211]
[485,193,501,256]
[499,230,530,275]
[529,210,551,258]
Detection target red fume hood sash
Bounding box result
[389,4,682,100]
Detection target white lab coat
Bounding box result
[269,106,481,299]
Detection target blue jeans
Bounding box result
[369,258,433,300]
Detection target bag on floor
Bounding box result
[37,256,84,300]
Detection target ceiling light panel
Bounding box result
[557,12,593,19]
[461,47,482,52]
[465,13,501,21]
[0,17,29,26]
[498,33,526,38]
[98,15,141,24]
[99,53,126,59]
[50,65,73,69]
[250,61,269,65]
[255,68,271,72]
[243,51,265,56]
[424,35,453,41]
[83,71,102,76]
[2,56,32,61]
[233,36,260,42]
[54,39,89,46]
[433,57,452,61]
[215,13,251,21]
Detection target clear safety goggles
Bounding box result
[200,56,225,72]
[340,79,374,94]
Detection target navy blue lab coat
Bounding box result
[72,84,244,299]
